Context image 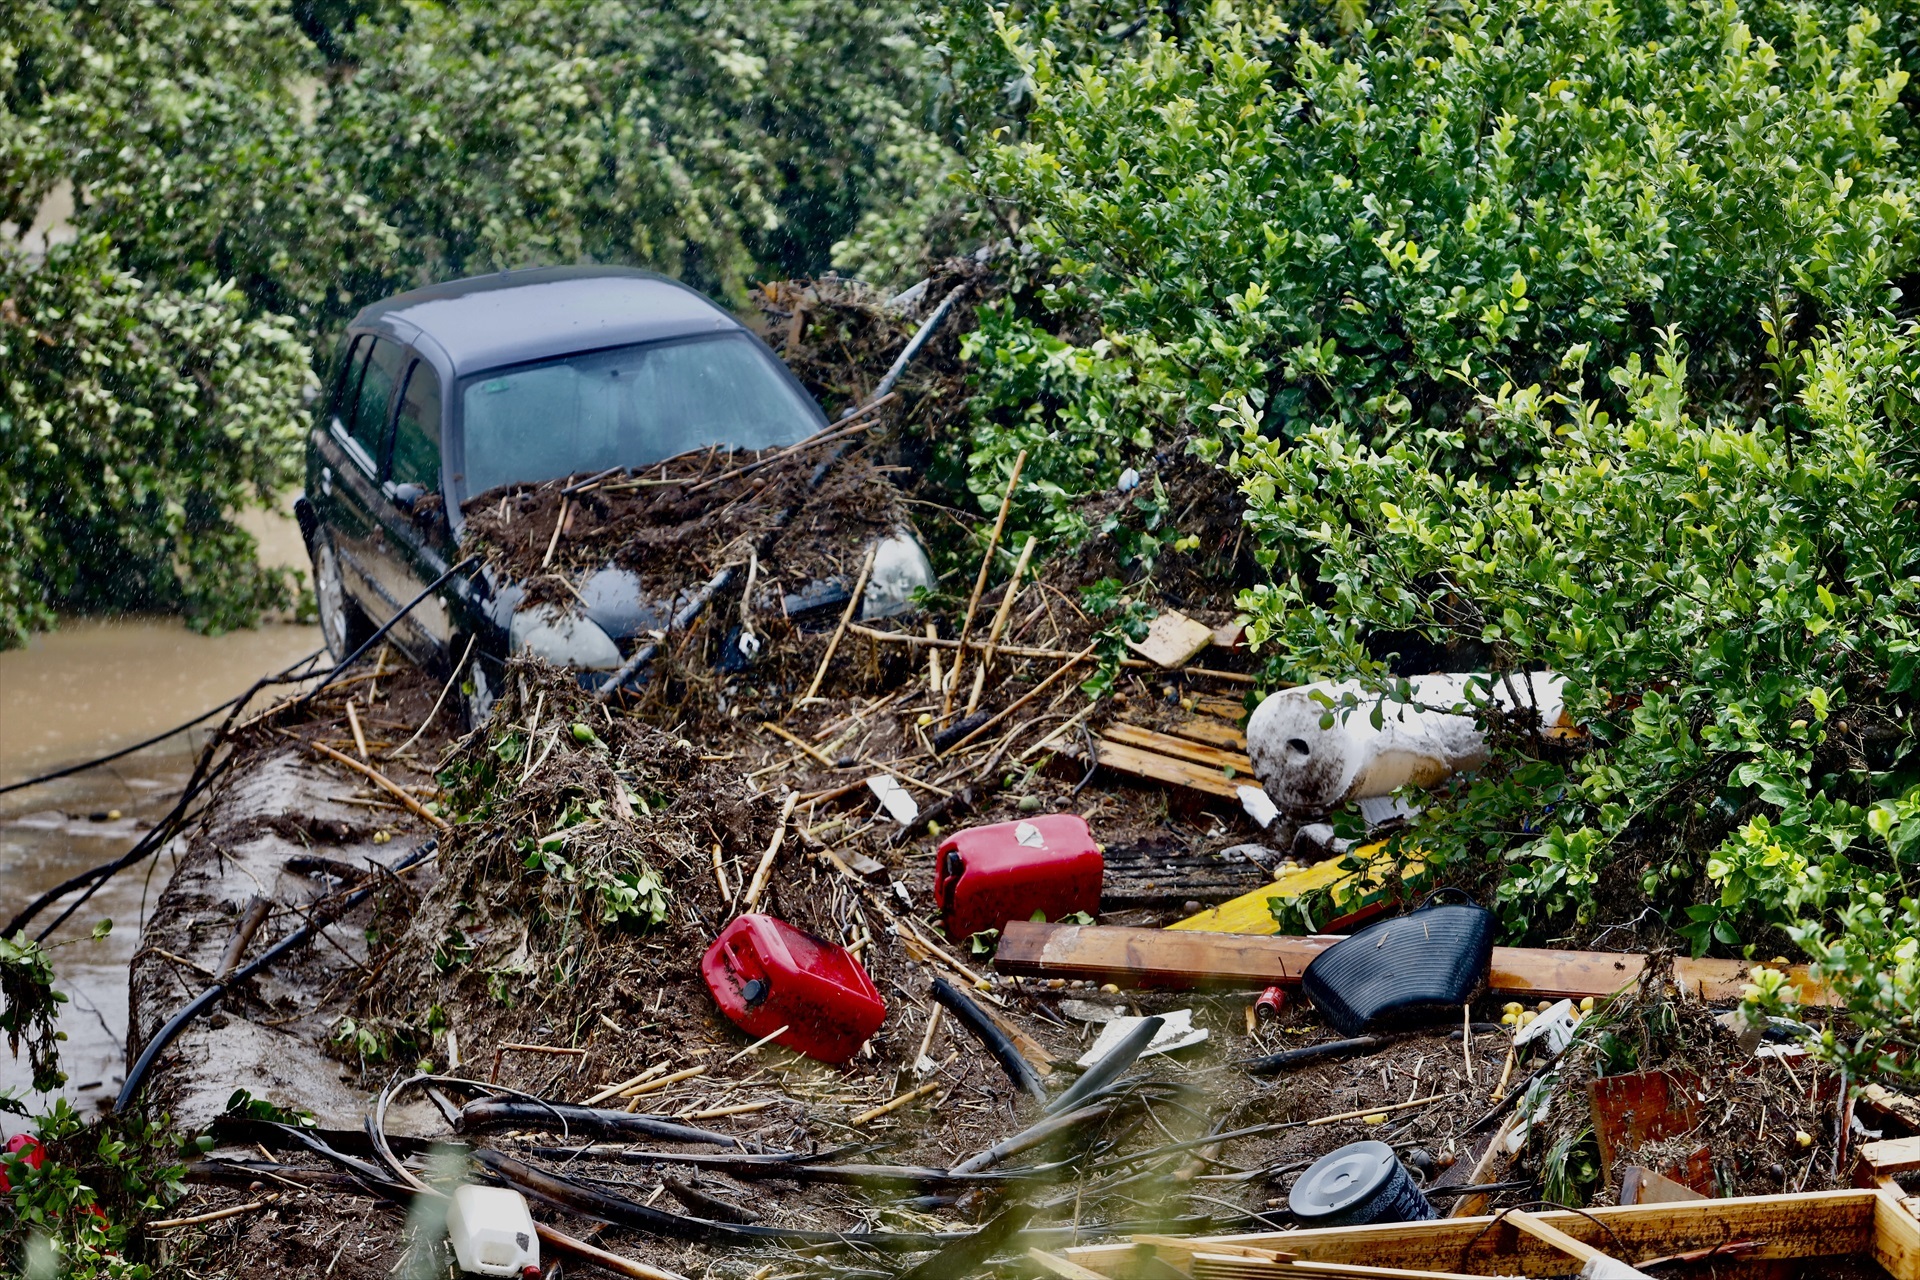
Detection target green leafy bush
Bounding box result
[0,236,310,643]
[0,1100,182,1280]
[959,0,1917,533]
[1229,319,1920,1080]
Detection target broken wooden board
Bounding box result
[1061,736,1241,799]
[994,921,1837,1005]
[1858,1136,1920,1190]
[1127,610,1218,669]
[1103,723,1254,774]
[1167,841,1406,935]
[1860,1084,1920,1135]
[1620,1164,1710,1206]
[1150,717,1248,753]
[1099,838,1282,910]
[1589,1070,1711,1192]
[1061,1190,1919,1280]
[1189,695,1250,722]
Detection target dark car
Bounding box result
[294,266,932,716]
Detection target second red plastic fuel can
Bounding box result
[934,813,1103,941]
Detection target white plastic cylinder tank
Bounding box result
[445,1183,541,1277]
[1246,671,1569,815]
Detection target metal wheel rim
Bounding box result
[314,540,350,661]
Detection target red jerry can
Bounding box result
[702,914,885,1064]
[934,814,1103,941]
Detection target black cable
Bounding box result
[115,840,437,1112]
[8,645,332,941]
[8,557,478,940]
[292,555,481,713]
[0,681,279,798]
[929,976,1050,1104]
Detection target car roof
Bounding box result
[352,266,742,376]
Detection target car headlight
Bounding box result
[860,530,936,621]
[509,605,623,670]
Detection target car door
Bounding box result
[366,355,456,660]
[314,334,404,631]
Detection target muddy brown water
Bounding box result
[0,615,322,1127]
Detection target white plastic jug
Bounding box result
[445,1183,540,1277]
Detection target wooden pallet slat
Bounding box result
[1103,722,1253,774]
[1062,737,1242,799]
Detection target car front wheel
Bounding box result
[311,531,371,663]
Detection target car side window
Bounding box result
[347,338,406,472]
[331,336,371,428]
[390,360,442,491]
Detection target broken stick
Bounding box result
[947,642,1099,755]
[801,543,878,704]
[946,449,1027,719]
[742,792,800,910]
[300,737,451,832]
[965,534,1038,716]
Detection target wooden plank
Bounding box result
[1103,723,1254,774]
[1060,1191,1883,1278]
[1138,716,1249,752]
[1860,1084,1920,1134]
[1028,1248,1110,1280]
[1859,1137,1920,1188]
[1620,1165,1708,1205]
[1062,737,1242,799]
[1877,1188,1920,1280]
[1192,1261,1498,1280]
[993,922,1836,1005]
[1190,696,1249,723]
[1168,842,1399,935]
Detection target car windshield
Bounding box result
[458,332,821,499]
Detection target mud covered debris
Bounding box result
[462,442,910,609]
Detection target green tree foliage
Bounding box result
[1229,320,1920,1079]
[0,237,311,643]
[959,0,1917,524]
[1,0,959,644]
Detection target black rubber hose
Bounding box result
[292,554,480,713]
[456,1099,754,1149]
[473,1146,963,1251]
[1042,1016,1163,1117]
[928,977,1049,1104]
[1241,1035,1387,1075]
[896,1201,1034,1280]
[114,841,437,1112]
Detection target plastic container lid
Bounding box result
[1289,1141,1398,1219]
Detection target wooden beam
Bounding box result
[1060,1191,1893,1279]
[1877,1190,1920,1280]
[993,922,1835,1005]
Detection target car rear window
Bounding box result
[458,333,820,500]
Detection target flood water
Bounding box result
[1,615,322,1122]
